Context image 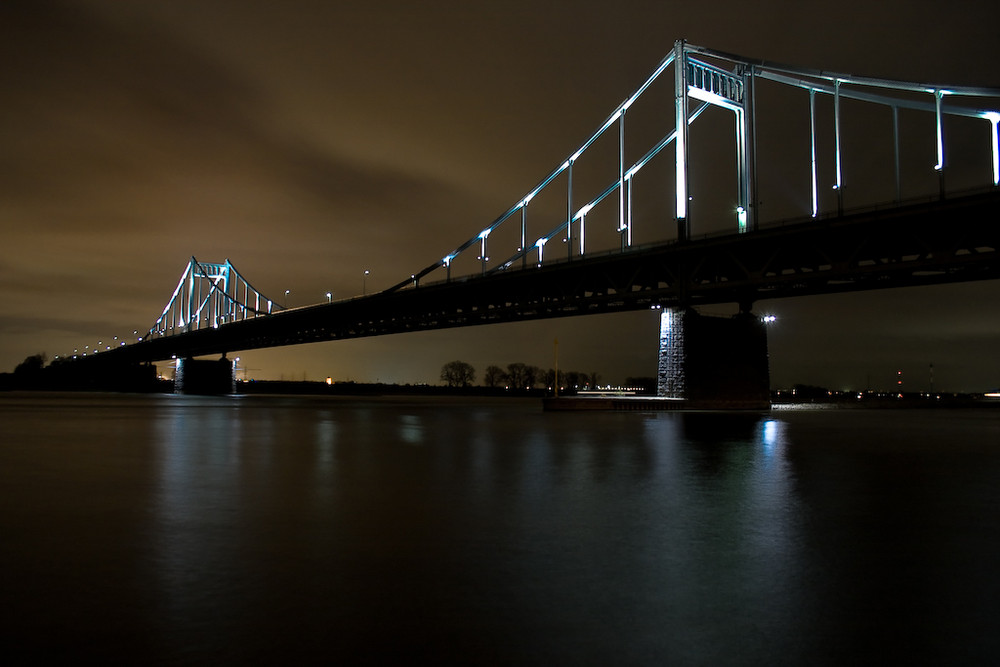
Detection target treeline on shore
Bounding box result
[1,353,658,395]
[439,360,656,394]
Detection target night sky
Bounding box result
[2,0,999,392]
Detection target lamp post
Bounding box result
[363,270,370,295]
[284,289,290,309]
[326,292,332,303]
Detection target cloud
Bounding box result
[1,0,998,388]
[0,1,492,332]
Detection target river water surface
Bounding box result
[1,393,998,664]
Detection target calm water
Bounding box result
[1,393,998,665]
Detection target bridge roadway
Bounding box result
[89,189,1000,365]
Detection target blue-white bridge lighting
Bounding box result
[394,40,999,291]
[73,42,1000,358]
[146,257,277,340]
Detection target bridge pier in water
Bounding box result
[174,356,235,395]
[657,308,770,409]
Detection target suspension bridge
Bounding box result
[59,41,1000,399]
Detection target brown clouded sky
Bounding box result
[2,0,999,391]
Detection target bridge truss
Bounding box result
[391,40,1000,293]
[68,41,1000,365]
[146,257,277,340]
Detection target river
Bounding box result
[1,392,997,664]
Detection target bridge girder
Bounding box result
[73,190,999,367]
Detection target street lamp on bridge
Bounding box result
[363,270,370,295]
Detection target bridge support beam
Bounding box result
[656,308,770,409]
[174,356,235,395]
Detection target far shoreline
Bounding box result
[2,375,999,409]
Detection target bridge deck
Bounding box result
[76,190,1000,364]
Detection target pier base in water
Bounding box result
[545,309,771,411]
[656,308,770,410]
[174,356,235,395]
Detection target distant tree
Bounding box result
[587,372,600,390]
[13,353,47,389]
[523,365,542,390]
[440,360,475,388]
[14,353,46,376]
[563,371,581,389]
[506,362,528,389]
[542,368,556,388]
[483,365,506,388]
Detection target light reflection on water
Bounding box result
[1,393,998,664]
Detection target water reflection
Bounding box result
[398,414,424,445]
[139,399,804,661]
[3,394,998,663]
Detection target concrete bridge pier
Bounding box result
[174,355,235,395]
[656,308,770,409]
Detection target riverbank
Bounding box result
[772,390,1000,409]
[235,379,548,397]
